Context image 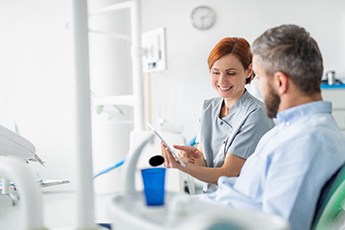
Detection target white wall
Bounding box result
[141,0,345,140]
[0,0,78,191]
[0,0,344,192]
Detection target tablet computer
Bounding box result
[147,123,186,167]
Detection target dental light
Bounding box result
[0,124,45,166]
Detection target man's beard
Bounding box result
[264,87,280,119]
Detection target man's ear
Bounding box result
[273,71,288,94]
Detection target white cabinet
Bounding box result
[321,84,345,134]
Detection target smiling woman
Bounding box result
[161,37,275,193]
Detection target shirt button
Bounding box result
[220,121,223,125]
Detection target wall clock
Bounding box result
[191,5,216,30]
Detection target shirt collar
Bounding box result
[276,101,332,125]
[217,89,250,114]
[230,89,250,110]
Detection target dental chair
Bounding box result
[312,163,345,229]
[108,132,290,230]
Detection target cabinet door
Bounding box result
[322,89,345,134]
[322,89,345,109]
[332,110,345,130]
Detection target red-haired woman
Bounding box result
[162,37,274,193]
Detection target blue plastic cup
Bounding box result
[141,167,166,206]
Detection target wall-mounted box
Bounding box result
[142,27,167,73]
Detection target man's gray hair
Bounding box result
[252,24,323,94]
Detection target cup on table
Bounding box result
[141,167,166,206]
[326,70,336,85]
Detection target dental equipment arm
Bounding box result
[0,156,47,230]
[123,132,154,195]
[0,125,45,166]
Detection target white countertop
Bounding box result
[0,189,116,230]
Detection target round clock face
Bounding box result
[191,6,216,30]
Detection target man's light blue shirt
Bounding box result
[199,101,345,230]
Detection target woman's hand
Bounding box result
[174,145,203,164]
[161,142,206,169]
[173,144,205,166]
[161,142,186,169]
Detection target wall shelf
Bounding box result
[321,83,345,89]
[88,0,145,131]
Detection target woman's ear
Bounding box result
[245,63,254,82]
[247,63,253,78]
